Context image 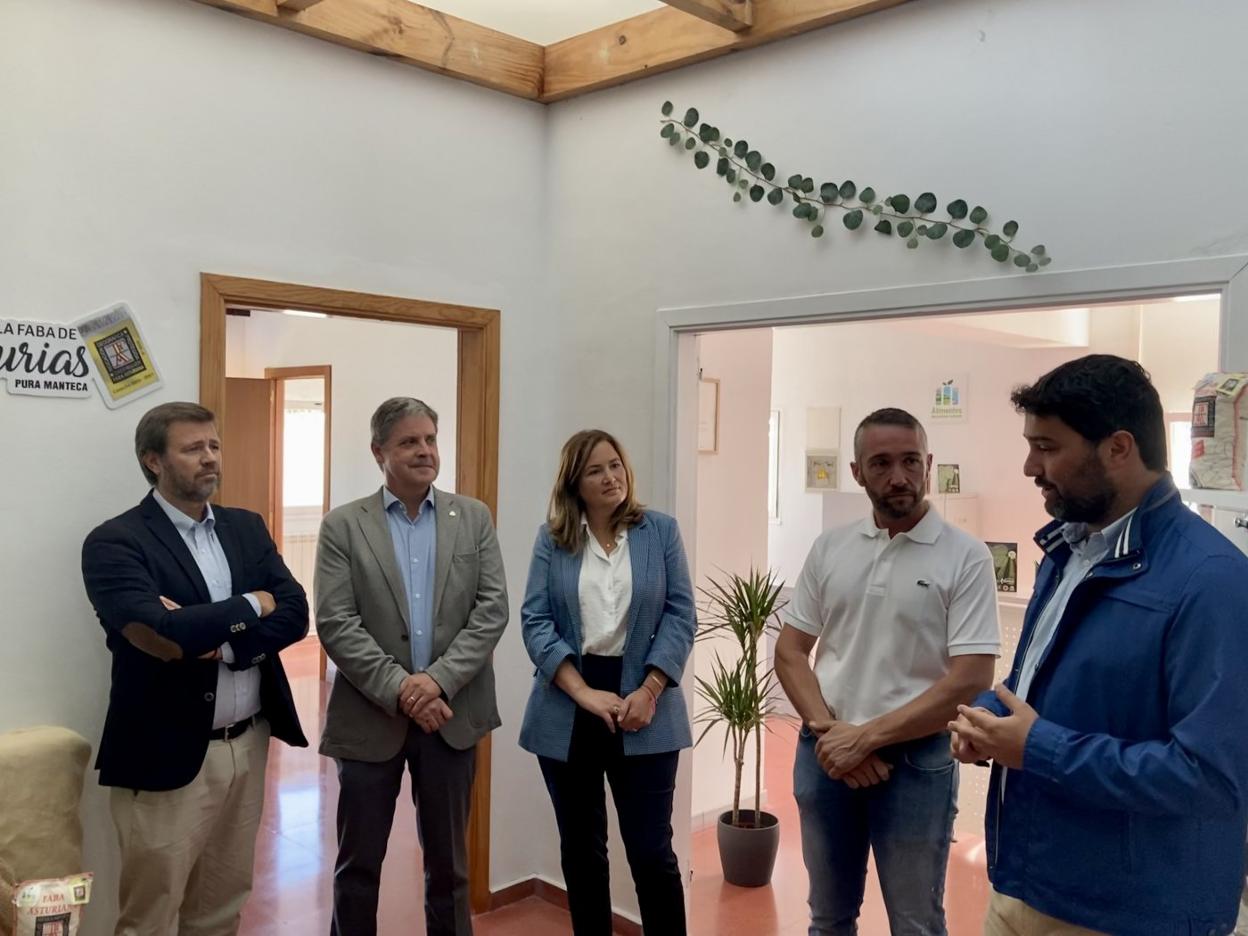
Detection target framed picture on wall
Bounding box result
[937,463,961,494]
[698,377,720,453]
[805,450,839,491]
[986,542,1018,593]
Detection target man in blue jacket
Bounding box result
[950,354,1248,936]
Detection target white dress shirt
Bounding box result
[152,489,262,729]
[578,521,632,657]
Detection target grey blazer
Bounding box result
[315,487,508,761]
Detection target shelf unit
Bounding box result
[1176,488,1248,512]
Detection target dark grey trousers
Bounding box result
[331,725,476,936]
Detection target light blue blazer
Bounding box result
[518,510,696,763]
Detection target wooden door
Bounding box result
[222,377,276,532]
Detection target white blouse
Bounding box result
[578,522,633,656]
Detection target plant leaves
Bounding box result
[694,151,710,169]
[801,177,815,194]
[1031,244,1047,256]
[811,225,825,238]
[871,204,883,215]
[735,140,749,158]
[767,187,785,206]
[683,107,699,128]
[1014,254,1030,267]
[716,157,729,177]
[660,123,675,138]
[745,151,762,172]
[907,237,920,249]
[699,123,719,143]
[733,192,742,202]
[953,229,976,248]
[668,134,681,147]
[992,244,1010,262]
[662,101,674,116]
[1027,263,1039,273]
[839,180,857,200]
[1039,255,1052,266]
[947,199,968,220]
[685,138,697,150]
[984,234,1002,249]
[927,222,948,240]
[787,174,804,188]
[1003,220,1019,238]
[860,187,876,204]
[915,192,938,214]
[749,184,765,202]
[897,220,915,237]
[844,209,864,230]
[820,182,839,204]
[793,203,813,220]
[761,163,776,182]
[726,169,737,184]
[874,219,893,235]
[969,206,988,224]
[891,194,911,214]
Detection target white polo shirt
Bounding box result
[786,505,1000,726]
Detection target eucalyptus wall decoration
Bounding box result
[659,101,1052,272]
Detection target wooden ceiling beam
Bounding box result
[189,0,544,100]
[542,0,913,102]
[660,0,753,32]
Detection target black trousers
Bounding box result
[538,654,686,936]
[331,725,476,936]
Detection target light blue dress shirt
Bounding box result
[152,488,262,729]
[383,487,437,676]
[1015,509,1136,703]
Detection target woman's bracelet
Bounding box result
[644,673,665,694]
[639,683,659,705]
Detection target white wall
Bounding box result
[768,320,1074,601]
[0,0,555,929]
[691,330,771,828]
[225,310,460,504]
[1139,298,1222,414]
[6,0,1248,927]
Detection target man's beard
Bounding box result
[869,486,925,521]
[1040,454,1115,524]
[172,472,220,502]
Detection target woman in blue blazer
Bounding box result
[519,429,696,936]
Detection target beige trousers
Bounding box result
[984,891,1108,936]
[110,720,270,936]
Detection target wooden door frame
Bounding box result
[200,273,501,913]
[264,364,333,550]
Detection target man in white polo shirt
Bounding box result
[775,407,999,936]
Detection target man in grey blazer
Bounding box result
[315,397,508,936]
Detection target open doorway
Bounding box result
[684,294,1225,934]
[201,273,500,915]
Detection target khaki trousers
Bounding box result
[984,892,1108,936]
[110,719,270,936]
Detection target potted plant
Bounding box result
[694,567,791,887]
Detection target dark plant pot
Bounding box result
[716,809,780,887]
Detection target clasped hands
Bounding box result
[947,684,1037,771]
[808,720,893,789]
[576,685,657,734]
[398,672,453,734]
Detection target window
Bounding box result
[767,409,781,522]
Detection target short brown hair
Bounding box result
[547,430,645,552]
[853,407,928,461]
[135,402,216,484]
[370,397,439,449]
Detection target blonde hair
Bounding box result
[548,429,645,552]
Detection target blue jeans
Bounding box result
[794,728,958,936]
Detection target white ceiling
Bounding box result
[416,0,665,45]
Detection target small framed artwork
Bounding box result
[937,464,961,494]
[698,377,720,454]
[805,450,839,491]
[986,542,1018,593]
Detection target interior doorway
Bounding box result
[201,273,500,914]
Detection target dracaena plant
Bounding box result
[660,101,1052,272]
[695,567,794,829]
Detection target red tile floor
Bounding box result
[243,639,990,935]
